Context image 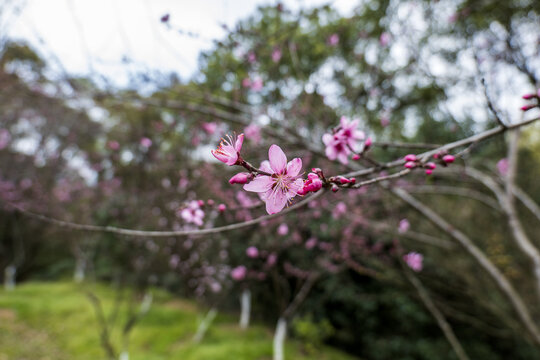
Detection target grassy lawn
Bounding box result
[0,282,356,360]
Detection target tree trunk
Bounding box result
[239,289,251,330]
[273,317,287,360]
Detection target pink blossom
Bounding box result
[243,145,304,214]
[202,122,218,135]
[277,223,289,236]
[247,52,257,63]
[305,237,318,250]
[244,124,262,144]
[398,219,410,233]
[107,140,120,151]
[140,137,152,148]
[333,202,347,219]
[379,32,391,47]
[231,265,247,281]
[267,253,277,266]
[328,33,339,46]
[246,246,259,258]
[322,117,365,164]
[497,158,509,176]
[251,77,263,91]
[0,129,11,150]
[180,200,205,226]
[212,133,244,166]
[242,78,252,88]
[403,252,423,272]
[272,48,282,63]
[218,204,227,212]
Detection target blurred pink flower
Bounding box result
[251,77,263,91]
[202,122,218,135]
[328,33,339,46]
[267,253,277,266]
[272,48,282,63]
[211,133,244,166]
[333,202,347,219]
[247,52,257,63]
[107,140,120,151]
[277,223,289,236]
[244,124,262,144]
[497,158,509,176]
[403,252,423,272]
[305,237,318,250]
[398,219,410,233]
[246,246,259,258]
[0,129,11,150]
[180,200,205,226]
[140,137,152,148]
[379,32,391,47]
[242,77,252,88]
[243,145,304,214]
[231,265,247,281]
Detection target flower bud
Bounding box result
[404,161,416,169]
[229,173,251,184]
[522,93,537,100]
[352,154,361,160]
[426,162,437,170]
[404,154,417,162]
[218,204,226,212]
[442,155,455,163]
[521,104,536,111]
[365,137,372,147]
[425,169,433,175]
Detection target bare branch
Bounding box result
[392,187,540,346]
[404,269,470,360]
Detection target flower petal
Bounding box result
[322,133,333,146]
[260,160,273,174]
[243,175,273,193]
[265,190,288,214]
[235,134,244,151]
[286,158,302,177]
[268,144,287,174]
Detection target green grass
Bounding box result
[0,282,356,360]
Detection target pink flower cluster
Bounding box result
[322,117,366,164]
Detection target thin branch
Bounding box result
[282,272,320,320]
[392,187,540,346]
[408,185,500,212]
[3,190,324,238]
[404,269,470,360]
[87,291,117,360]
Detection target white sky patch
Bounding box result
[6,0,356,86]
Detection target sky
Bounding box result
[4,0,355,86]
